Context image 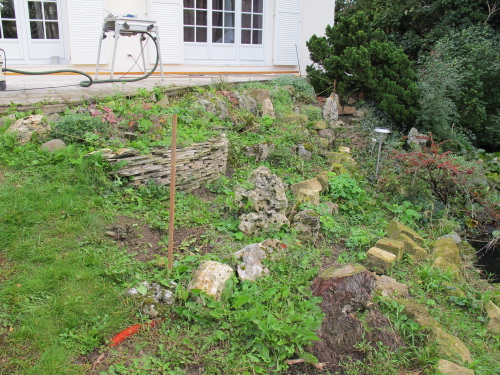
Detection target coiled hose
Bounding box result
[2,31,160,88]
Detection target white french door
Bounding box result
[0,0,65,64]
[183,0,265,62]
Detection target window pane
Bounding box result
[224,12,234,27]
[224,0,235,11]
[212,11,223,26]
[184,0,194,8]
[184,26,194,42]
[196,10,207,25]
[1,0,16,19]
[224,28,234,43]
[252,30,262,44]
[241,29,251,44]
[3,20,17,38]
[253,0,263,13]
[196,27,207,42]
[212,0,223,11]
[242,13,251,28]
[30,20,44,38]
[45,21,58,39]
[196,0,207,9]
[184,9,194,25]
[242,0,251,12]
[44,2,57,20]
[28,1,43,19]
[212,27,222,43]
[253,14,262,29]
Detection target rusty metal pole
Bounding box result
[167,114,178,270]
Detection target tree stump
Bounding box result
[310,263,400,368]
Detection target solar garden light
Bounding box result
[374,127,391,179]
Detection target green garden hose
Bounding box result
[2,31,159,88]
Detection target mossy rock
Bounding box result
[315,171,330,191]
[397,299,440,330]
[433,256,461,278]
[283,114,308,127]
[429,327,473,364]
[312,120,328,130]
[331,163,348,175]
[433,238,461,266]
[326,151,356,166]
[387,220,424,244]
[399,233,428,261]
[458,241,477,262]
[443,283,466,298]
[364,247,397,274]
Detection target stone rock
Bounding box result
[312,120,328,130]
[437,359,475,375]
[261,98,275,118]
[249,88,270,105]
[127,280,177,317]
[330,120,344,128]
[322,93,339,123]
[353,109,367,118]
[375,238,405,261]
[291,178,323,197]
[318,128,334,140]
[156,96,170,108]
[365,247,397,274]
[315,171,330,191]
[337,146,351,154]
[458,241,477,262]
[234,239,282,281]
[236,166,289,235]
[407,127,427,150]
[324,201,339,215]
[215,96,230,120]
[0,113,16,126]
[387,220,424,245]
[6,115,49,145]
[236,93,258,114]
[331,163,348,175]
[443,283,466,298]
[433,256,460,276]
[318,138,330,148]
[296,144,312,160]
[398,299,440,329]
[245,143,275,162]
[339,106,356,115]
[398,233,428,261]
[433,238,461,267]
[198,99,217,114]
[485,301,500,335]
[46,113,61,123]
[297,188,320,205]
[41,104,67,115]
[283,114,308,127]
[326,151,356,167]
[40,139,66,152]
[188,260,234,301]
[291,209,321,242]
[429,326,473,364]
[438,232,462,244]
[374,275,409,298]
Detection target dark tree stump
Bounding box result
[310,263,401,368]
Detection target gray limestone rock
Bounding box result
[236,93,258,114]
[234,239,283,281]
[41,139,66,152]
[6,115,49,145]
[249,88,270,105]
[291,209,321,242]
[198,99,217,115]
[322,93,339,123]
[156,96,170,108]
[261,98,275,118]
[245,143,275,162]
[188,260,234,301]
[235,166,289,235]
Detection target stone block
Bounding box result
[312,120,328,130]
[374,275,409,298]
[365,247,397,274]
[397,299,440,329]
[387,220,423,244]
[375,238,405,261]
[437,359,474,375]
[433,238,461,266]
[291,178,323,197]
[41,139,66,152]
[337,146,351,153]
[188,260,234,301]
[331,163,348,175]
[326,151,356,167]
[398,233,428,261]
[433,256,460,277]
[297,188,320,205]
[429,327,472,364]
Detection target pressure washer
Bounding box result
[0,15,163,91]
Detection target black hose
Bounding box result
[1,31,160,88]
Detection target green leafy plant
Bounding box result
[51,112,110,143]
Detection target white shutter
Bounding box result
[273,0,301,65]
[151,0,183,64]
[67,0,108,64]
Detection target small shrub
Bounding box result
[52,112,110,143]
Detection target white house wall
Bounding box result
[62,0,333,74]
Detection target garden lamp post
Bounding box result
[374,127,391,179]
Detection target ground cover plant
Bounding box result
[0,77,499,375]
